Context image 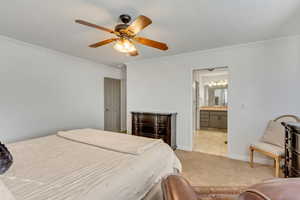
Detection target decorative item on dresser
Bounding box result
[131,112,177,149]
[282,122,300,178]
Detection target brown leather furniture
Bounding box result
[162,175,300,200]
[162,174,199,200]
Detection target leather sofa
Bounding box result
[162,175,300,200]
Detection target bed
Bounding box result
[0,129,181,200]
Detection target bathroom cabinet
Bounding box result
[200,110,227,129]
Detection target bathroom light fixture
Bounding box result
[206,80,228,87]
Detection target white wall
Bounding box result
[127,35,300,162]
[0,36,121,143]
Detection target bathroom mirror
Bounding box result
[205,86,228,106]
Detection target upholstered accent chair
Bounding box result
[249,115,300,177]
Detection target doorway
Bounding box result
[192,67,229,157]
[104,77,121,132]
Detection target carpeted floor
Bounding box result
[176,150,274,187]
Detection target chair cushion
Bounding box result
[251,142,284,156]
[261,120,285,148]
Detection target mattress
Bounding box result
[0,134,181,200]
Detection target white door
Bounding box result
[104,78,121,132]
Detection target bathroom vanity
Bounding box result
[200,107,227,129]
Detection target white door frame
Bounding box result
[190,66,230,155]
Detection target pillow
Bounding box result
[0,179,15,200]
[261,120,285,148]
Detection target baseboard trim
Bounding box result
[177,145,193,151]
[228,153,273,165]
[176,147,273,165]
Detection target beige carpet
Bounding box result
[176,150,274,187]
[193,130,227,156]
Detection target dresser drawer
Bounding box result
[137,114,155,123]
[157,127,167,136]
[200,116,209,121]
[210,111,227,116]
[283,122,300,178]
[291,150,300,170]
[200,121,209,127]
[291,132,300,153]
[158,115,169,123]
[291,167,300,177]
[200,111,209,116]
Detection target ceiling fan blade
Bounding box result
[75,19,115,34]
[125,15,152,35]
[89,38,117,48]
[134,37,168,51]
[129,50,139,56]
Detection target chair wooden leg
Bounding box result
[250,147,254,168]
[275,157,280,177]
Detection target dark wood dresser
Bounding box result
[282,122,300,177]
[131,112,177,149]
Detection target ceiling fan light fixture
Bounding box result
[113,39,136,53]
[75,15,168,56]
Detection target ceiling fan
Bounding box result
[75,14,168,56]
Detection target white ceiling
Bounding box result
[1,0,300,67]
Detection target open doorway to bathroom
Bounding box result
[192,67,229,157]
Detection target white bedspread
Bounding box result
[0,133,181,200]
[57,129,162,155]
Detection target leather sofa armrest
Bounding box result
[161,175,300,200]
[161,175,244,200]
[161,175,198,200]
[240,178,300,200]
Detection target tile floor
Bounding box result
[193,129,227,157]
